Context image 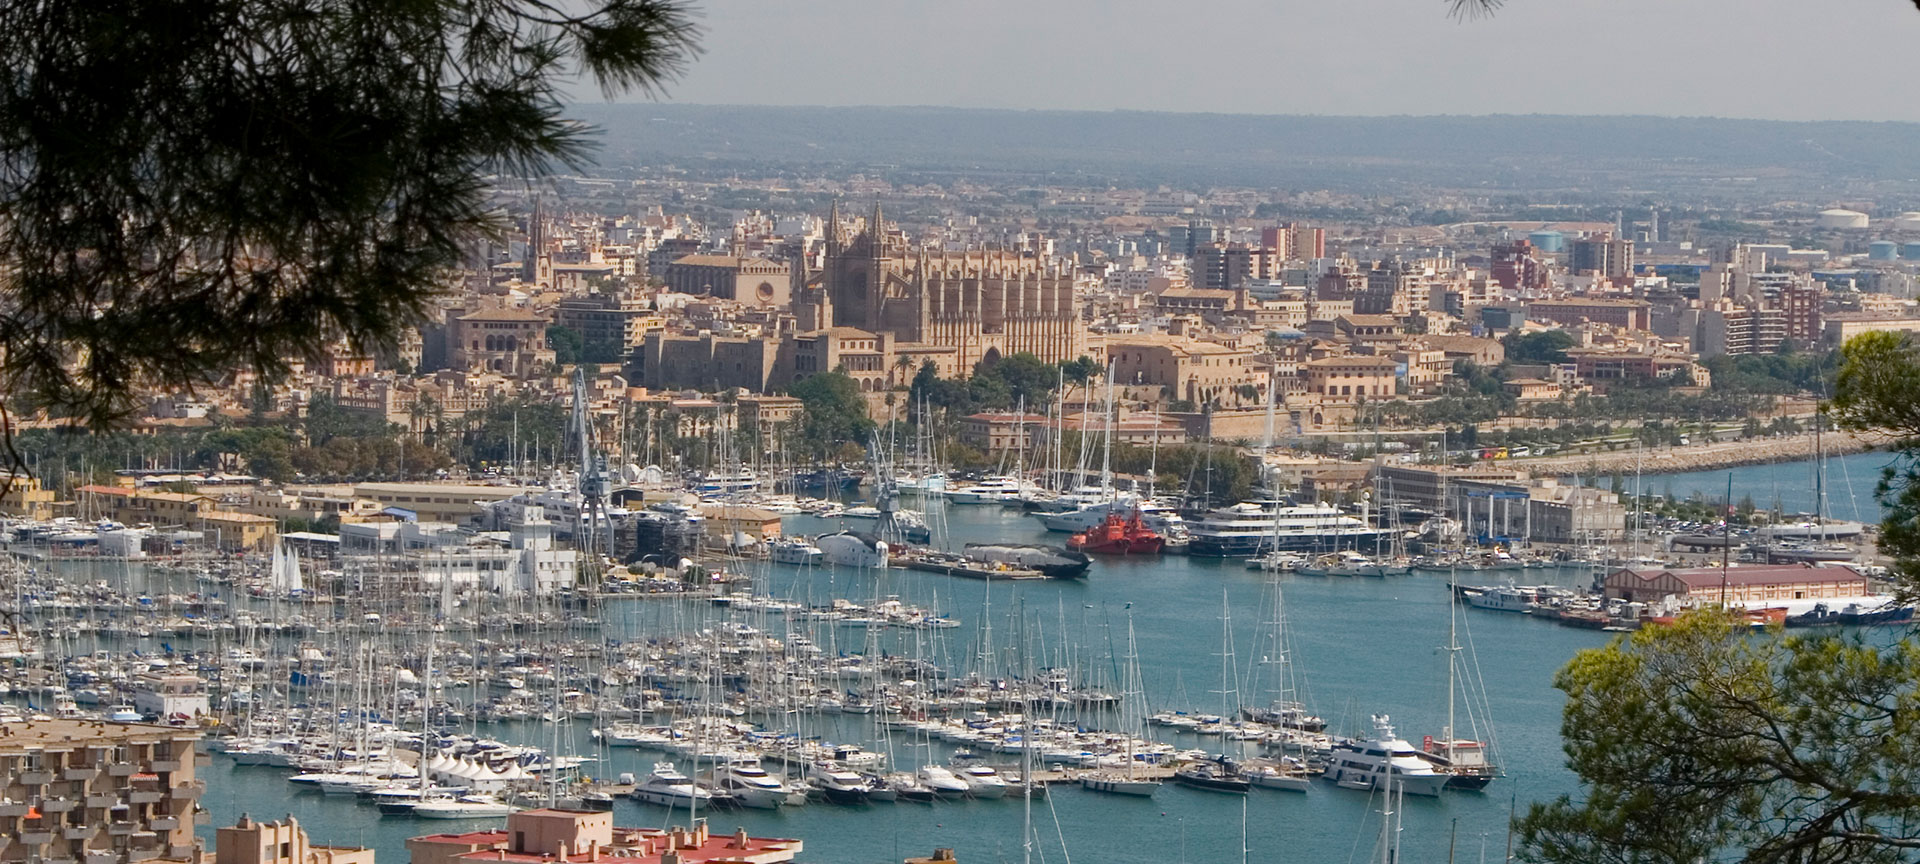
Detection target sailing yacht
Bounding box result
[1423,593,1501,790]
[1079,618,1161,797]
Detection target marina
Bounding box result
[0,454,1903,863]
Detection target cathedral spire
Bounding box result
[870,201,885,259]
[826,198,842,254]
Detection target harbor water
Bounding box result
[1624,450,1895,524]
[175,501,1619,864]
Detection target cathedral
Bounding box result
[794,203,1084,372]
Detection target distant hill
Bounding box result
[569,104,1920,200]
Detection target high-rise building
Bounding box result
[1569,235,1635,280]
[1490,240,1549,293]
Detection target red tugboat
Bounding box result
[1069,509,1165,555]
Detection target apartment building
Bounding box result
[0,720,208,864]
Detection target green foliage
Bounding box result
[547,325,586,365]
[1704,349,1837,396]
[789,371,874,460]
[453,400,569,467]
[910,353,1098,416]
[305,393,394,445]
[1501,329,1576,365]
[1519,610,1920,864]
[1831,331,1920,597]
[0,0,700,430]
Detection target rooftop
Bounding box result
[1613,563,1866,589]
[0,719,200,753]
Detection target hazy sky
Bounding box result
[629,0,1920,122]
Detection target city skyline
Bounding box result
[618,0,1920,124]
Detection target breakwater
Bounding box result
[1516,430,1884,478]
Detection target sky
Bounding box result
[621,0,1920,123]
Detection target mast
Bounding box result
[1101,360,1115,495]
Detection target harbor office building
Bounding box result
[1602,563,1870,606]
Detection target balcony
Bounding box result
[63,767,99,782]
[168,780,205,799]
[17,770,53,785]
[108,821,138,836]
[193,812,211,826]
[40,798,76,813]
[147,760,181,773]
[85,795,116,808]
[63,825,98,841]
[107,764,137,777]
[0,802,29,817]
[86,851,117,864]
[18,830,54,845]
[149,816,180,831]
[128,791,163,805]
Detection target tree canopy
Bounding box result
[1518,610,1920,864]
[1829,331,1920,596]
[1502,329,1576,365]
[0,0,699,440]
[789,371,874,459]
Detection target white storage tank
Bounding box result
[1817,208,1870,230]
[1895,212,1920,232]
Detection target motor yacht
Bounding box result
[1322,715,1451,797]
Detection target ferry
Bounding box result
[1185,500,1385,558]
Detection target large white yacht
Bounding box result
[629,762,716,808]
[1186,500,1384,558]
[946,476,1027,505]
[815,532,888,568]
[709,760,807,809]
[1321,714,1451,797]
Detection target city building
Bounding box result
[0,720,208,864]
[0,473,56,520]
[1526,298,1651,331]
[407,810,801,864]
[662,255,793,306]
[447,305,554,377]
[217,815,374,864]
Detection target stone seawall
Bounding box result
[1516,431,1886,478]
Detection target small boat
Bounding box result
[915,764,971,799]
[768,538,825,566]
[1078,770,1159,796]
[1173,757,1251,793]
[1243,758,1313,792]
[807,764,872,805]
[411,794,513,819]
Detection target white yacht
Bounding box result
[1186,500,1385,558]
[955,762,1009,798]
[710,761,807,809]
[815,532,888,568]
[768,538,825,566]
[411,794,514,819]
[946,476,1026,505]
[915,764,972,798]
[629,762,715,808]
[1322,715,1450,797]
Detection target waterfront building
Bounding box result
[408,810,800,864]
[1602,563,1870,605]
[0,720,207,864]
[217,814,374,864]
[0,472,55,520]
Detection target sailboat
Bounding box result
[268,540,304,597]
[1079,617,1160,796]
[1422,581,1500,790]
